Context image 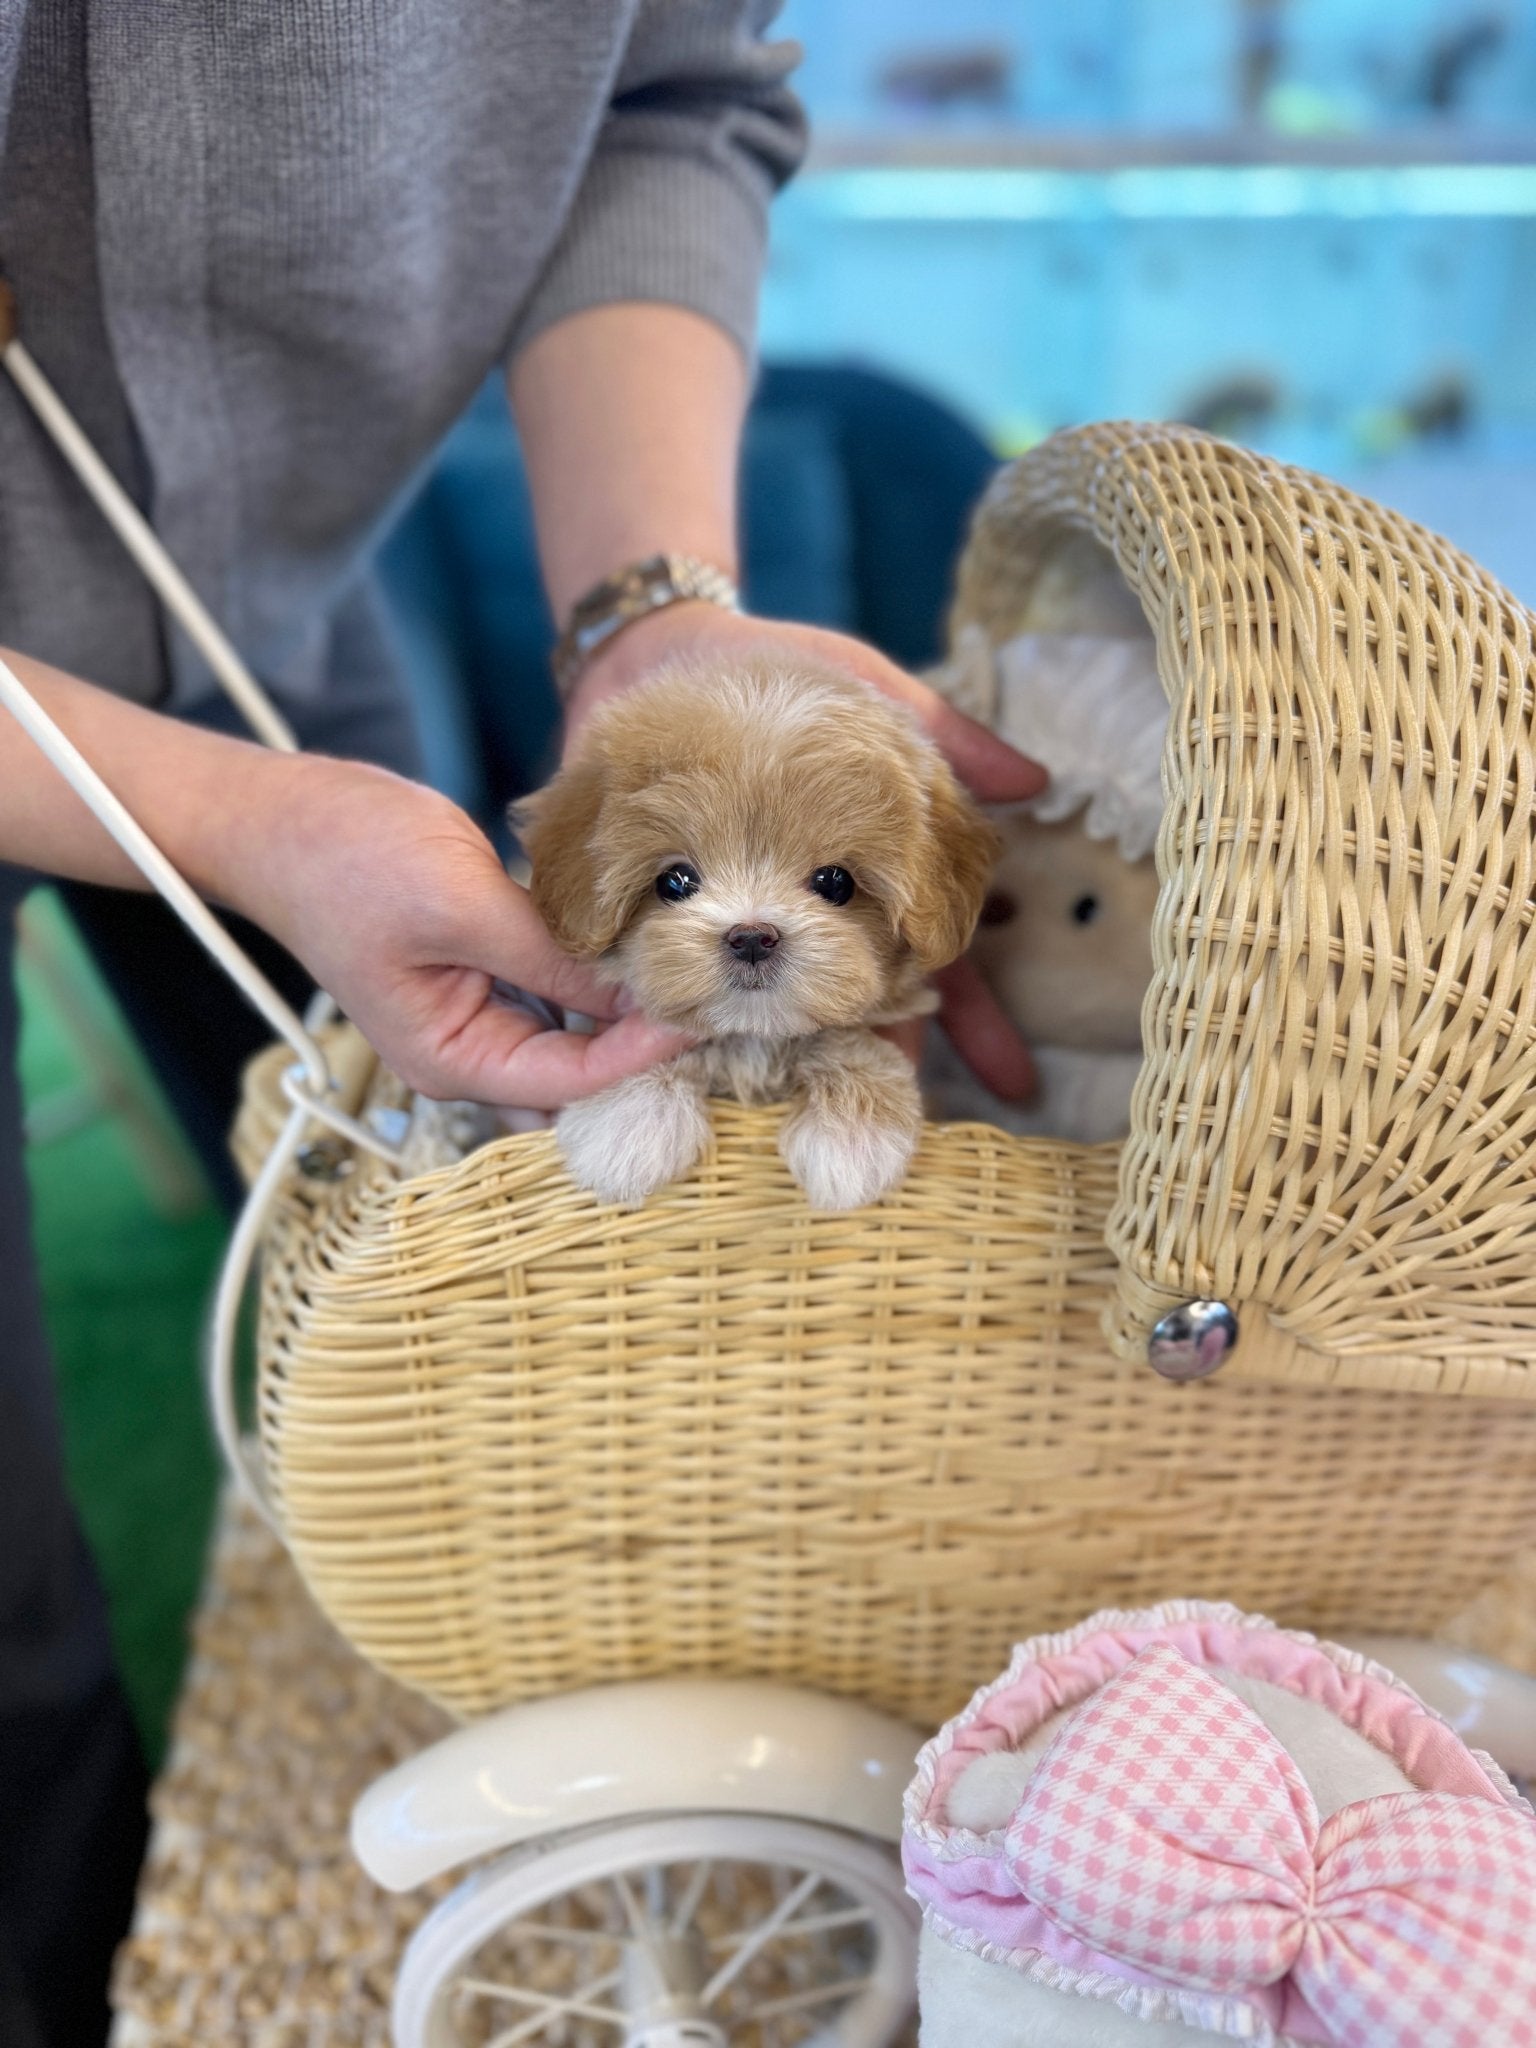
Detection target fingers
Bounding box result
[435,1004,692,1111]
[501,1012,693,1107]
[849,648,1046,804]
[743,624,1046,804]
[564,611,1048,801]
[916,694,1047,804]
[873,1016,928,1068]
[935,957,1037,1102]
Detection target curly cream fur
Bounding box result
[517,659,996,1210]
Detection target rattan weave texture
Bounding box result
[956,423,1536,1386]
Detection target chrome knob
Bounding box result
[1148,1299,1239,1380]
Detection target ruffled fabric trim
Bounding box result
[920,1907,1298,2044]
[936,627,1169,861]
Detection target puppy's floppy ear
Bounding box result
[900,761,1002,973]
[511,758,627,958]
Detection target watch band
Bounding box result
[552,552,740,698]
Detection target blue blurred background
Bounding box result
[390,0,1536,815]
[765,0,1536,599]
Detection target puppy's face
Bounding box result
[518,661,999,1039]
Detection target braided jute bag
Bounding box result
[235,422,1536,1725]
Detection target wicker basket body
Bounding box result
[240,424,1536,1726]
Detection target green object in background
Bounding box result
[15,893,222,1771]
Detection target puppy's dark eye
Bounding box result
[656,863,702,904]
[1071,894,1100,926]
[808,865,855,906]
[979,891,1017,927]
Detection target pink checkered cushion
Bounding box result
[1008,1645,1536,2044]
[904,1607,1536,2046]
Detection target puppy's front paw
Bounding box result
[557,1072,710,1206]
[779,1090,922,1213]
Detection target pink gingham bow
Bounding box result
[1001,1643,1536,2046]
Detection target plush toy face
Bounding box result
[969,813,1158,1054]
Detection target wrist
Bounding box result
[163,740,306,921]
[564,600,732,735]
[552,553,739,701]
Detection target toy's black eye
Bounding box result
[656,863,702,903]
[979,891,1017,927]
[1071,894,1100,926]
[808,865,856,906]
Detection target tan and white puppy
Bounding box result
[517,660,998,1210]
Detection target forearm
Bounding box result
[508,302,748,618]
[0,647,334,915]
[0,649,692,1105]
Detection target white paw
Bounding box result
[779,1103,920,1213]
[557,1073,709,1207]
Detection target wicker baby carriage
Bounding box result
[225,421,1536,1735]
[7,385,1536,2043]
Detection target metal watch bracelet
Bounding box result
[551,553,741,698]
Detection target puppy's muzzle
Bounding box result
[725,924,779,966]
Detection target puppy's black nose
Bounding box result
[725,924,779,965]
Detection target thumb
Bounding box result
[452,869,630,1019]
[465,1008,694,1111]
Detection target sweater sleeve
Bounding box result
[508,1,806,363]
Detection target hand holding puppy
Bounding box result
[566,601,1046,805]
[0,650,690,1113]
[227,754,695,1110]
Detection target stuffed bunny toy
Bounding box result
[903,1602,1536,2047]
[923,626,1167,1145]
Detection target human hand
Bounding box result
[566,602,1046,805]
[567,605,1040,1098]
[221,754,690,1107]
[878,961,1037,1104]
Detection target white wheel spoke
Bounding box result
[481,1967,624,2047]
[505,1920,621,1950]
[710,1903,872,1949]
[744,1973,874,2023]
[611,1868,667,1976]
[700,1869,823,2006]
[455,1970,626,2027]
[668,1860,714,1937]
[611,1871,647,1940]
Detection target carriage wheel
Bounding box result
[392,1812,918,2048]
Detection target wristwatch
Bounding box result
[552,552,740,697]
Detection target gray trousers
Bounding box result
[0,666,424,2046]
